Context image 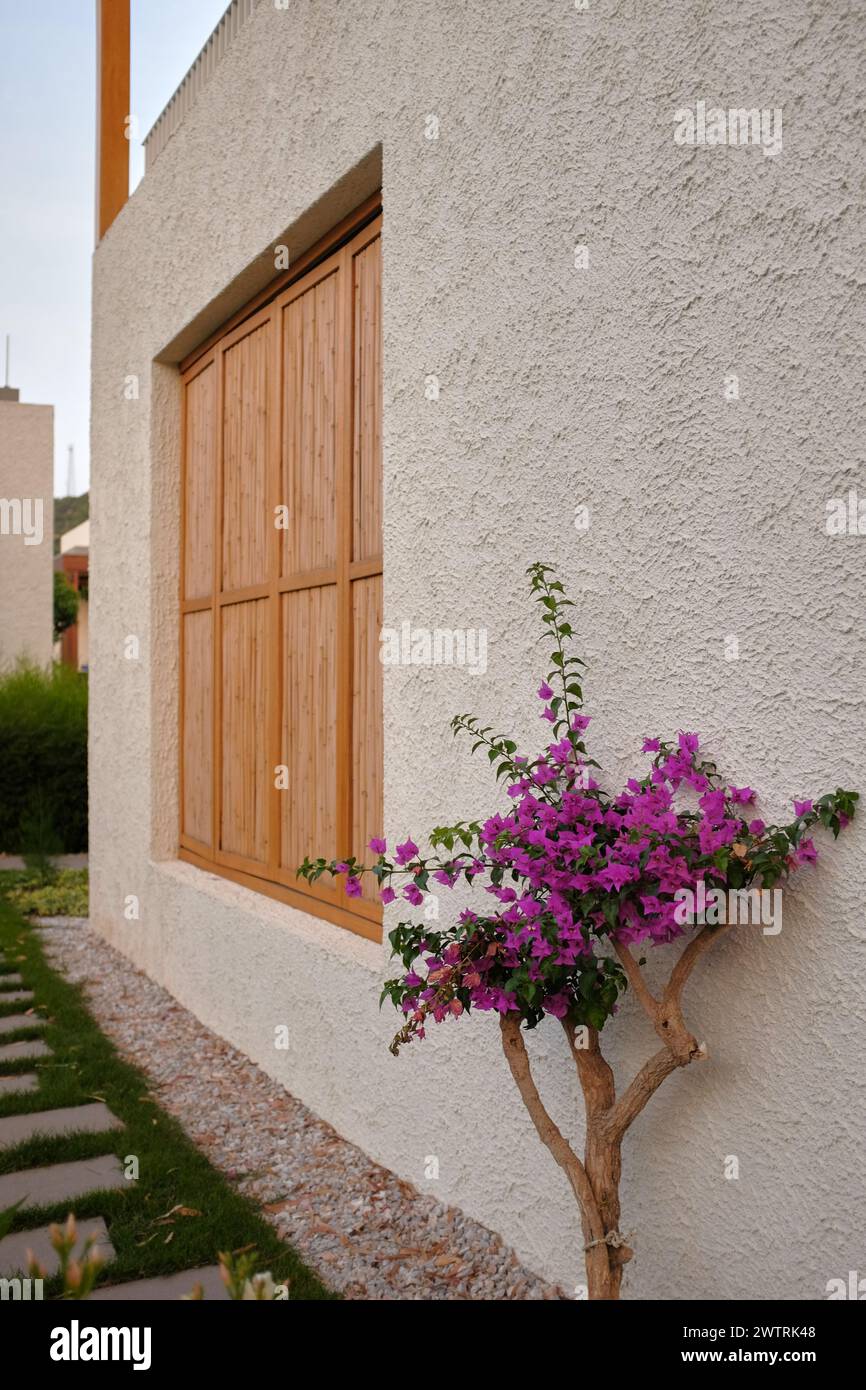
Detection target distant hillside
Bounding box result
[54,492,89,553]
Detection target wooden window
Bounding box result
[179,204,383,941]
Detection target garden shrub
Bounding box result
[0,662,88,853]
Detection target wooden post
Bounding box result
[96,0,130,241]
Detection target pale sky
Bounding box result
[0,0,230,496]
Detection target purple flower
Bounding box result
[380,886,396,905]
[394,839,419,866]
[542,992,570,1019]
[796,838,818,864]
[538,682,554,700]
[570,713,591,732]
[793,800,813,818]
[677,731,700,755]
[541,707,556,724]
[729,786,756,805]
[748,819,766,836]
[403,883,424,906]
[368,837,387,855]
[345,878,362,898]
[642,738,660,753]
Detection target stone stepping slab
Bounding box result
[0,1038,51,1063]
[0,1073,39,1096]
[0,1154,127,1210]
[0,1102,123,1150]
[0,974,24,986]
[34,917,88,929]
[0,1217,114,1279]
[89,1265,229,1301]
[0,991,34,1004]
[0,1014,46,1035]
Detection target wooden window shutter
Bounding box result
[179,203,383,940]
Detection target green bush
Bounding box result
[1,867,89,917]
[53,570,80,642]
[0,662,87,853]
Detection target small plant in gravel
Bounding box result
[299,562,858,1301]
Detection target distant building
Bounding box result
[55,518,89,671]
[0,386,53,669]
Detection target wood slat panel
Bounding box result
[180,206,382,940]
[280,585,338,871]
[221,599,268,862]
[351,575,383,899]
[281,269,339,576]
[222,323,270,590]
[184,363,216,599]
[352,234,382,562]
[182,609,212,845]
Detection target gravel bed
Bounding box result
[40,922,566,1300]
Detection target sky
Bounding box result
[0,0,230,497]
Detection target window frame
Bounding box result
[178,199,383,942]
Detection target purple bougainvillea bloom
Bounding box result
[334,861,349,874]
[368,837,387,854]
[403,883,424,906]
[748,819,766,836]
[678,731,700,754]
[541,707,556,723]
[538,682,554,700]
[730,786,756,805]
[699,789,727,822]
[571,713,591,732]
[642,738,660,753]
[542,992,570,1019]
[794,800,813,817]
[345,877,362,898]
[796,838,818,864]
[394,839,419,866]
[380,886,396,905]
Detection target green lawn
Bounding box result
[0,888,335,1299]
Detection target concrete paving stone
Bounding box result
[0,1217,114,1279]
[0,1073,39,1096]
[33,917,88,929]
[0,1039,51,1063]
[0,991,34,1004]
[0,1014,46,1035]
[0,1102,124,1149]
[0,1154,127,1210]
[89,1265,230,1301]
[0,974,24,986]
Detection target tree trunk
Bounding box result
[499,926,728,1298]
[583,1123,627,1299]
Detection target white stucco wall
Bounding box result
[90,0,866,1299]
[0,401,54,669]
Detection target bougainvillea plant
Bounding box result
[299,563,857,1300]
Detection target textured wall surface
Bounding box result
[0,402,54,669]
[90,0,866,1298]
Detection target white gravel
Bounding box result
[41,921,566,1300]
